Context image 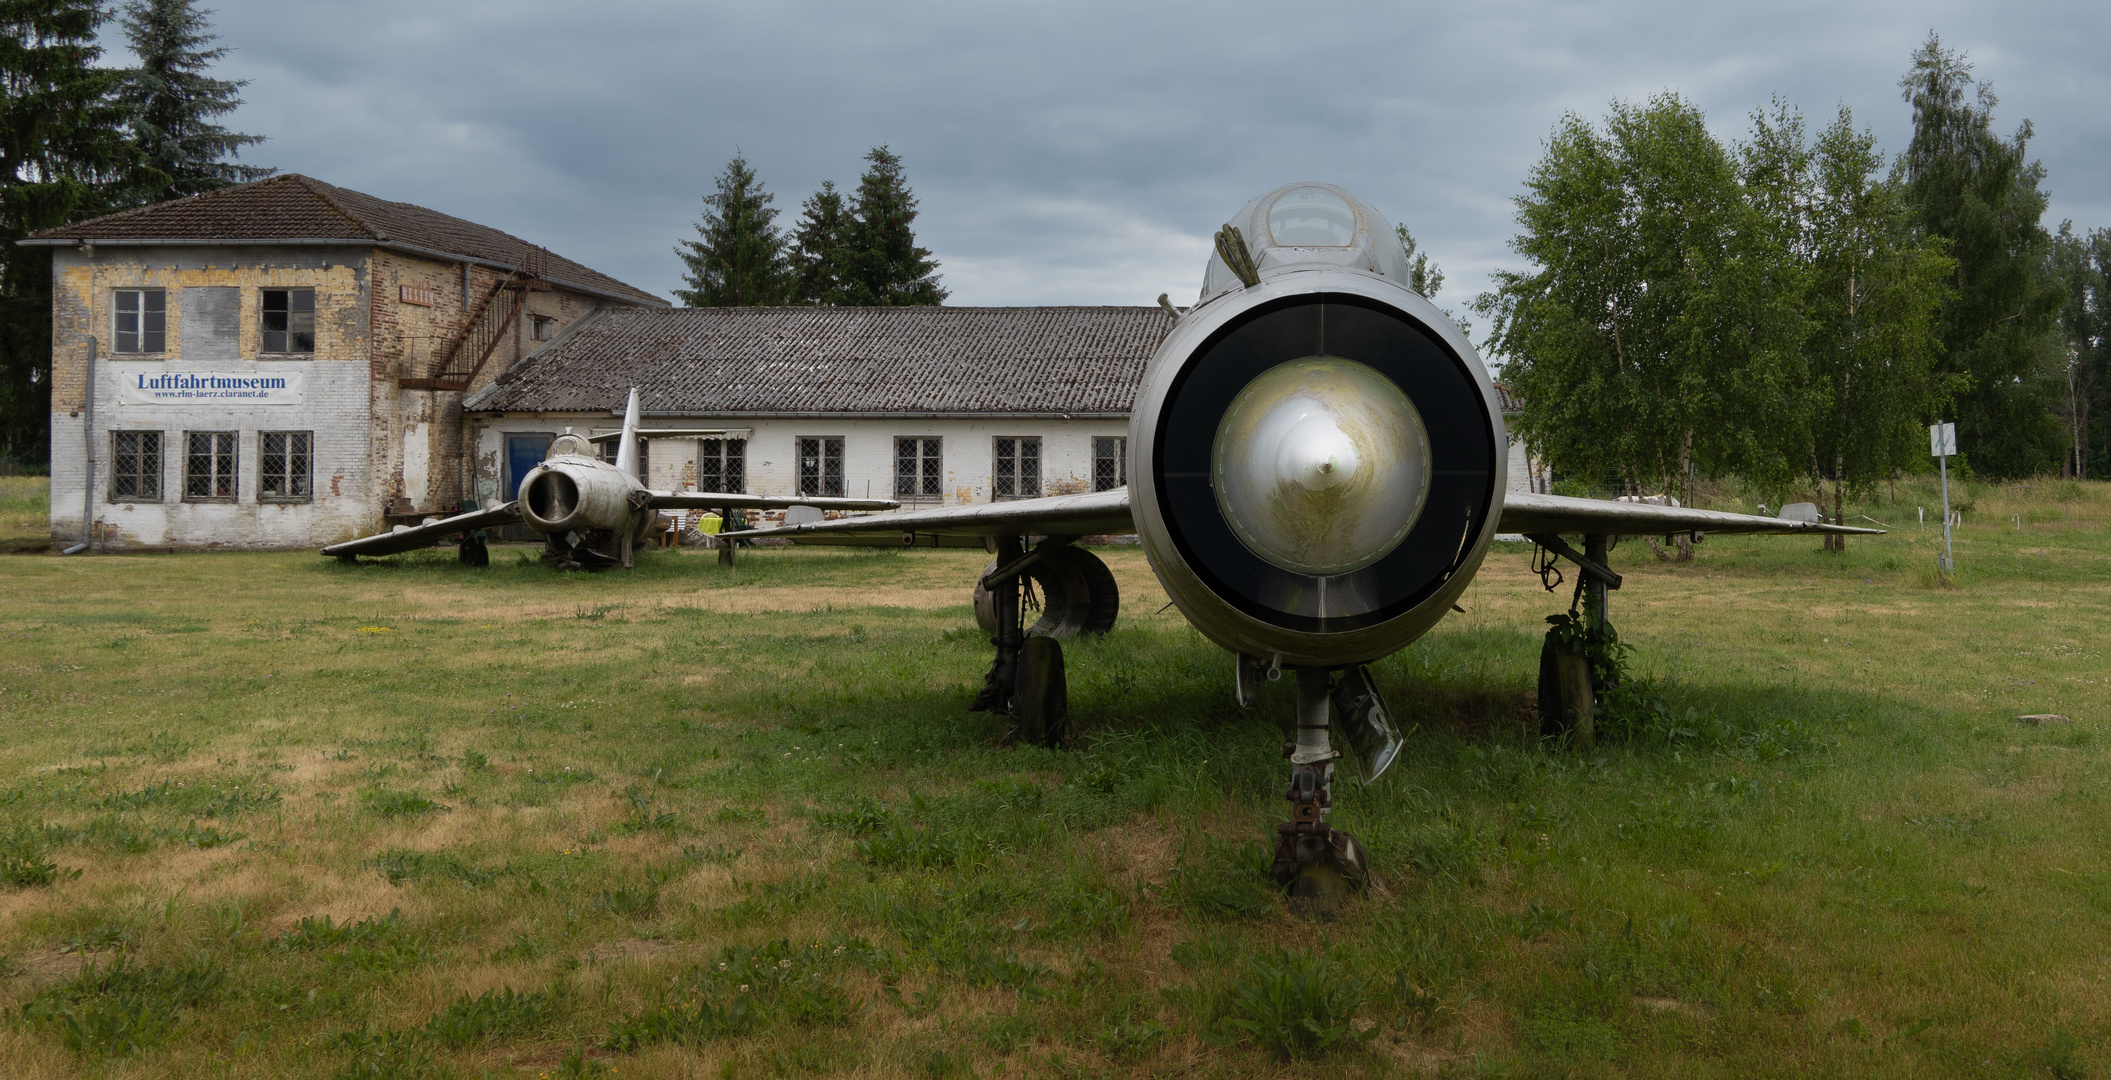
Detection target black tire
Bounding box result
[973,545,1121,639]
[1012,635,1069,746]
[458,535,490,567]
[1537,629,1567,737]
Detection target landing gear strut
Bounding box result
[1270,667,1373,919]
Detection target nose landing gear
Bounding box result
[1263,665,1400,919]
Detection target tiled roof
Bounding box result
[466,306,1174,415]
[27,174,665,306]
[1493,381,1523,415]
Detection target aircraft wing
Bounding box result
[729,488,1135,547]
[647,492,900,512]
[320,501,525,558]
[1497,492,1883,536]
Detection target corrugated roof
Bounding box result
[466,306,1174,415]
[27,174,665,306]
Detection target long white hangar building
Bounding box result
[462,306,1175,518]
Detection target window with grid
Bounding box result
[114,290,166,353]
[993,436,1041,499]
[895,437,942,499]
[1093,436,1127,492]
[698,438,746,493]
[260,288,315,353]
[598,434,649,478]
[798,437,844,496]
[109,431,162,502]
[183,431,237,501]
[259,431,312,502]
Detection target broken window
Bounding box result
[260,431,312,502]
[895,437,942,499]
[110,430,162,502]
[183,431,237,502]
[113,290,166,353]
[698,438,745,493]
[1093,436,1126,492]
[260,288,315,353]
[798,437,844,497]
[993,437,1040,499]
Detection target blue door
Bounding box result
[505,434,552,501]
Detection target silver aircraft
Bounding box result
[734,182,1878,911]
[321,388,898,568]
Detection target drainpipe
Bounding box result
[66,336,97,554]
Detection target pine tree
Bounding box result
[788,180,849,304]
[674,154,790,307]
[840,146,945,306]
[1896,32,2067,478]
[116,0,269,204]
[0,0,132,466]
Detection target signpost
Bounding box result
[1931,421,1957,575]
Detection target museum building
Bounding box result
[32,174,667,550]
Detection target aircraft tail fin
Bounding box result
[614,387,641,479]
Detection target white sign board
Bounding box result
[1930,421,1956,458]
[119,371,304,406]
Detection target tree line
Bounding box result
[0,0,268,468]
[675,147,946,307]
[1477,32,2109,535]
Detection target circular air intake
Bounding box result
[524,470,580,529]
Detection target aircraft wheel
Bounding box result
[1011,635,1069,747]
[1537,630,1594,741]
[1287,862,1354,921]
[973,545,1120,639]
[458,535,489,567]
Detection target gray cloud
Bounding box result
[125,1,2111,311]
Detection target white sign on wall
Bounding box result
[1929,421,1957,457]
[119,371,304,406]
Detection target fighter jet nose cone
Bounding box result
[1212,357,1432,576]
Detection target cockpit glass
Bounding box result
[1267,187,1358,247]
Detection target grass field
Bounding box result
[0,475,2108,1078]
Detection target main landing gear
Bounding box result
[969,536,1120,747]
[1525,533,1623,748]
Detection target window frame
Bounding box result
[797,436,845,497]
[109,430,163,503]
[113,288,167,354]
[1093,436,1127,492]
[258,430,313,503]
[894,436,943,501]
[597,432,650,480]
[182,430,238,503]
[697,437,746,494]
[259,288,316,354]
[992,436,1041,500]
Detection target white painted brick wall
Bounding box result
[50,360,377,548]
[473,415,1132,509]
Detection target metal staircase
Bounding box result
[400,248,551,391]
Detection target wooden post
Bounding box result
[717,507,736,567]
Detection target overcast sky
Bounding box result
[109,1,2111,316]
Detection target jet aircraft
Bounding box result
[321,389,898,568]
[733,182,1878,912]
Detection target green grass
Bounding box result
[0,475,49,551]
[0,477,2106,1077]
